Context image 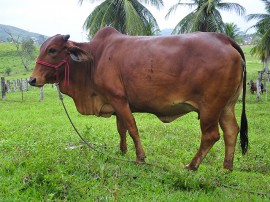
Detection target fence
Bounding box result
[1,77,44,101]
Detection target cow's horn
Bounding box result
[63,35,70,41]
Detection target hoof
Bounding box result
[184,164,198,171]
[120,145,128,153]
[136,156,146,163]
[223,160,233,171]
[120,149,128,154]
[223,165,233,172]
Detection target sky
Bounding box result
[0,0,266,42]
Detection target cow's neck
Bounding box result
[58,43,101,116]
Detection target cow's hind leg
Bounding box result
[219,106,239,170]
[116,115,128,153]
[185,112,220,170]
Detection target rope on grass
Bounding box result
[55,83,168,171]
[221,184,270,196]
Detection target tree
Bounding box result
[5,67,12,76]
[247,0,270,65]
[224,22,241,42]
[79,0,163,37]
[2,28,36,70]
[247,0,270,94]
[166,0,245,34]
[21,38,36,70]
[144,21,160,36]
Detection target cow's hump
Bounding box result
[94,26,121,39]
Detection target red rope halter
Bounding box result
[36,55,71,86]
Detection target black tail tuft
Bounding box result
[240,61,248,155]
[240,110,248,155]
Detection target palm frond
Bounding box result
[137,0,164,9]
[165,2,182,19]
[246,13,270,21]
[225,23,240,40]
[172,11,197,34]
[132,0,159,28]
[78,0,105,6]
[83,1,114,36]
[165,1,199,19]
[124,0,145,35]
[205,10,224,33]
[217,2,246,16]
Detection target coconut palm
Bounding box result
[166,0,245,34]
[247,0,270,65]
[225,22,241,42]
[247,0,270,93]
[79,0,163,37]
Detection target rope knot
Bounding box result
[36,55,71,86]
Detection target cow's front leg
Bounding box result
[112,101,146,163]
[116,115,128,153]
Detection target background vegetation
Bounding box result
[0,42,269,201]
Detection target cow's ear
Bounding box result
[67,46,92,62]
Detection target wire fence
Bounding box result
[1,77,44,101]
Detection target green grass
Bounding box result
[0,45,270,201]
[242,45,263,80]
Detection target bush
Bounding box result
[5,67,11,76]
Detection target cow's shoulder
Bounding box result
[94,26,122,40]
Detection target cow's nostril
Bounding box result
[28,77,36,86]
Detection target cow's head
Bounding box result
[29,34,91,87]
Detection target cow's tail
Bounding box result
[230,39,248,155]
[240,60,248,155]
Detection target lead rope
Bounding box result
[55,83,169,170]
[55,83,98,152]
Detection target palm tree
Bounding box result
[166,0,245,34]
[225,22,241,42]
[247,0,270,66]
[247,0,270,93]
[79,0,163,37]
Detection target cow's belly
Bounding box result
[156,101,198,123]
[97,97,199,122]
[131,100,199,123]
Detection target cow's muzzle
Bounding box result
[28,77,37,86]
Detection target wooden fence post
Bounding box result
[40,86,44,101]
[1,77,6,101]
[6,80,10,92]
[20,78,24,101]
[13,80,16,91]
[24,78,29,91]
[17,79,21,91]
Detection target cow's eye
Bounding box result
[48,48,57,54]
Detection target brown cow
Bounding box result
[29,27,248,171]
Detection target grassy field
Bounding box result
[0,44,270,201]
